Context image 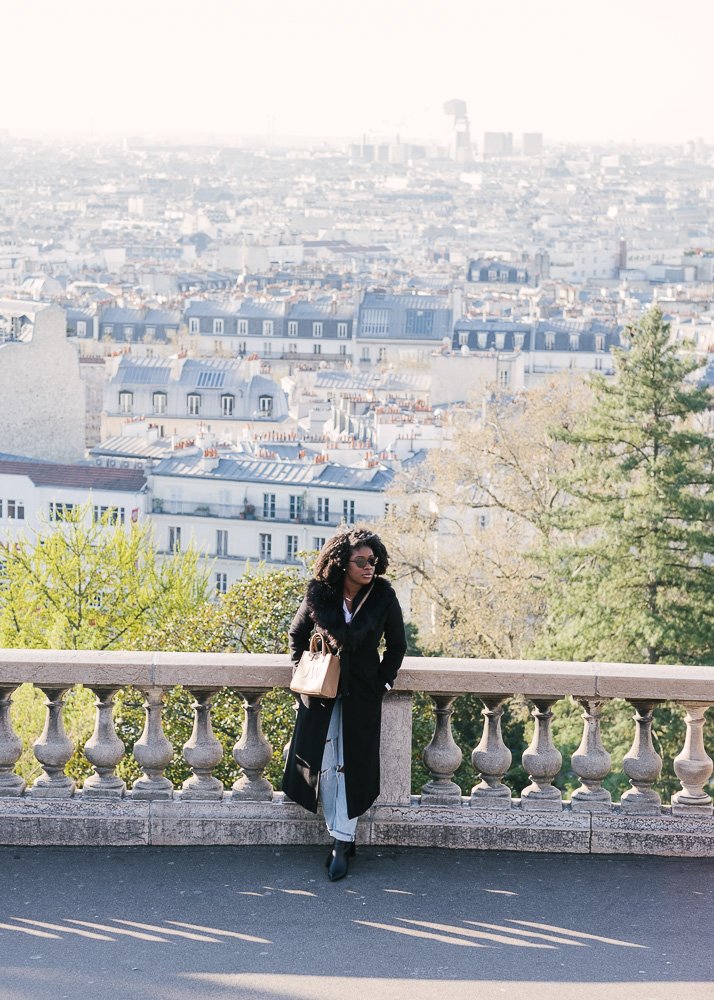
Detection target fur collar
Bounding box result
[306,576,392,652]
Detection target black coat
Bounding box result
[282,576,407,819]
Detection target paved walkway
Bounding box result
[0,846,712,1000]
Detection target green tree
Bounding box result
[535,307,714,665]
[0,503,209,651]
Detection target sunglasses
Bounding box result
[350,556,377,568]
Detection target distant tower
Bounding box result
[443,99,473,163]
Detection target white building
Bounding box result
[149,451,393,592]
[0,303,86,464]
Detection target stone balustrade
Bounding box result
[0,651,712,855]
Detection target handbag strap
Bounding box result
[349,584,374,622]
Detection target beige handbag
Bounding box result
[290,631,341,698]
[290,584,374,699]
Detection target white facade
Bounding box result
[0,303,86,463]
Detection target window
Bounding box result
[0,500,3,517]
[288,321,298,337]
[312,322,323,338]
[317,497,330,523]
[49,502,75,522]
[361,347,370,362]
[343,499,355,524]
[313,343,322,355]
[238,319,248,336]
[118,390,133,415]
[498,369,510,388]
[263,493,276,518]
[258,395,273,416]
[595,335,605,352]
[286,535,299,562]
[7,500,24,520]
[458,331,469,346]
[213,318,224,335]
[215,572,228,595]
[514,333,525,350]
[77,321,87,337]
[488,269,498,281]
[189,318,200,335]
[123,325,134,341]
[337,322,348,338]
[103,325,113,337]
[153,391,167,415]
[288,343,297,355]
[594,357,603,370]
[495,333,505,350]
[263,342,272,355]
[262,320,274,337]
[312,536,326,552]
[289,494,304,520]
[238,341,247,354]
[569,334,579,351]
[477,332,487,349]
[378,348,387,362]
[221,394,235,417]
[169,526,181,552]
[93,505,125,525]
[145,326,156,340]
[499,270,509,282]
[259,533,272,560]
[216,529,228,556]
[545,332,555,350]
[339,344,347,356]
[187,393,201,415]
[361,309,389,335]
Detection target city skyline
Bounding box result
[5,0,714,146]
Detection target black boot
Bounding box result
[325,837,356,867]
[327,839,352,881]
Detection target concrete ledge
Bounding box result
[2,794,713,856]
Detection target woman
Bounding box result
[282,528,407,881]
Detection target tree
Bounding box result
[380,374,588,659]
[0,504,209,650]
[535,307,714,666]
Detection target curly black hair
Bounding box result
[313,527,389,588]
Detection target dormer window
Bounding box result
[595,334,604,352]
[258,394,273,416]
[262,320,273,337]
[570,334,579,351]
[495,333,505,350]
[514,333,525,350]
[189,318,199,334]
[187,393,201,415]
[153,391,167,415]
[477,332,488,349]
[288,321,298,337]
[238,319,248,336]
[221,394,235,417]
[213,318,224,335]
[458,331,469,346]
[313,322,323,338]
[545,332,555,350]
[119,390,133,414]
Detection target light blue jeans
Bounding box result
[319,697,358,843]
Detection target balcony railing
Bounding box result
[152,499,373,527]
[0,652,712,853]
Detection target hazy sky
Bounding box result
[4,0,713,144]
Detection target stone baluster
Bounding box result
[182,689,224,800]
[672,703,713,816]
[470,697,512,809]
[28,687,75,798]
[570,699,612,812]
[131,687,174,799]
[232,690,273,801]
[621,701,662,814]
[421,695,463,804]
[83,687,126,798]
[0,685,25,796]
[520,698,563,810]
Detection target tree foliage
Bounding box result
[535,307,714,665]
[380,374,588,658]
[0,504,209,650]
